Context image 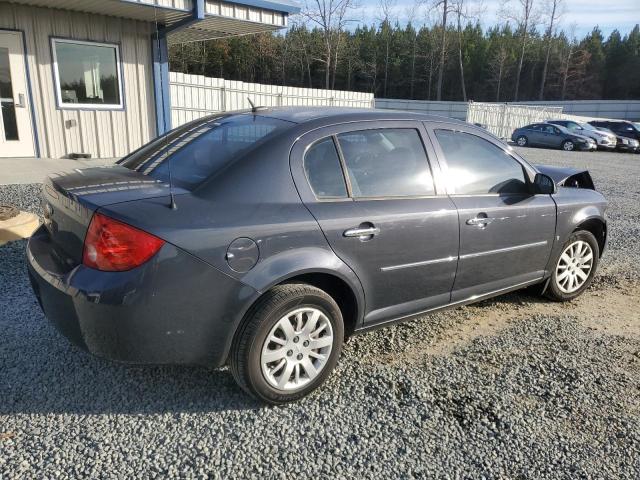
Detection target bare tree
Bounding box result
[378,0,397,97]
[450,0,481,101]
[501,0,538,101]
[303,0,358,89]
[431,0,455,100]
[538,0,563,99]
[489,44,509,101]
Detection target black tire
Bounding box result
[562,140,575,151]
[516,135,528,147]
[230,283,344,404]
[545,230,599,302]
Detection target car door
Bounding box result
[527,124,546,146]
[290,121,460,326]
[542,125,561,147]
[427,124,556,302]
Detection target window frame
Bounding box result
[427,123,538,197]
[335,127,439,201]
[290,120,447,204]
[50,37,125,111]
[302,135,350,201]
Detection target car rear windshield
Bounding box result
[119,114,291,189]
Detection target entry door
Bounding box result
[0,31,35,157]
[290,121,460,326]
[430,126,556,302]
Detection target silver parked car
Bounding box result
[547,120,617,151]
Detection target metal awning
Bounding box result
[5,0,299,42]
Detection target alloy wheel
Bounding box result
[555,240,594,293]
[260,307,334,391]
[517,136,527,146]
[563,141,575,151]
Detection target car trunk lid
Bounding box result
[41,165,183,264]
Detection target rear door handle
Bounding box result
[344,226,380,238]
[466,217,494,227]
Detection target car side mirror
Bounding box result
[534,173,556,194]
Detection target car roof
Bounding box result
[242,106,469,127]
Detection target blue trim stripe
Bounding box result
[151,31,171,135]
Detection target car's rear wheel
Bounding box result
[230,284,344,404]
[562,140,575,151]
[516,135,528,147]
[545,230,599,302]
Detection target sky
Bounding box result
[351,0,640,39]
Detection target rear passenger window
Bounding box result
[435,130,528,195]
[304,137,348,198]
[336,129,434,198]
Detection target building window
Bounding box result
[51,39,123,109]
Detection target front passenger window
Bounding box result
[435,130,529,195]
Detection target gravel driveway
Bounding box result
[1,148,639,478]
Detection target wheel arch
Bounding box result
[574,217,607,257]
[221,249,366,365]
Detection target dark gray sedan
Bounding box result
[28,108,608,404]
[512,122,597,151]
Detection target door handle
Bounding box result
[466,217,494,227]
[15,93,26,108]
[344,226,380,238]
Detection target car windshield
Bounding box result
[119,114,291,189]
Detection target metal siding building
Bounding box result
[0,0,298,159]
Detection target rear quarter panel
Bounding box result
[100,130,367,338]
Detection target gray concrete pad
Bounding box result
[0,157,118,185]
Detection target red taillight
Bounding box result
[82,212,165,271]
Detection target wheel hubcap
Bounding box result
[518,137,526,146]
[555,240,593,293]
[260,307,334,391]
[564,142,574,151]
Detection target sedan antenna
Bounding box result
[247,97,257,112]
[247,97,268,113]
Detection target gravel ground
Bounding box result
[1,148,639,478]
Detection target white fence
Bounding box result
[375,99,468,120]
[169,72,375,127]
[466,102,564,139]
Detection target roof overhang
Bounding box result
[5,0,300,43]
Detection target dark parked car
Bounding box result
[547,120,617,151]
[592,126,640,153]
[589,120,640,143]
[28,108,608,404]
[512,123,596,151]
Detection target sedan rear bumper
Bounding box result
[27,225,257,367]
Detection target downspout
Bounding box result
[151,0,205,136]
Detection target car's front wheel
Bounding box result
[562,140,575,151]
[516,135,528,147]
[545,230,599,302]
[230,284,344,404]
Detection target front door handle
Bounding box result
[466,216,494,227]
[344,226,380,238]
